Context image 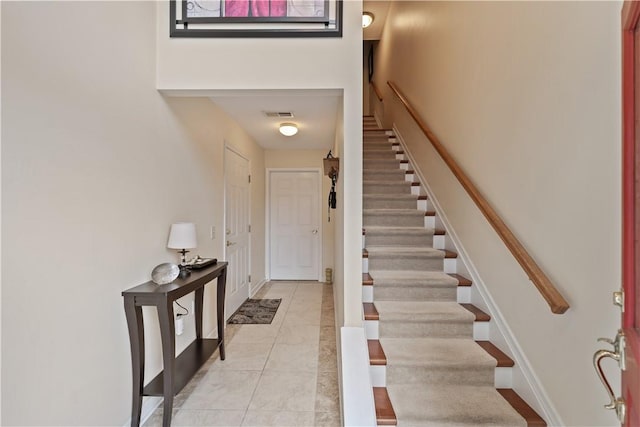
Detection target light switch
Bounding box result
[210,226,215,239]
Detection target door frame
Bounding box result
[265,168,323,281]
[223,143,252,302]
[622,2,640,425]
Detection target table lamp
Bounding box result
[167,222,197,269]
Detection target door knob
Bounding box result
[593,329,626,422]
[226,241,236,247]
[312,229,318,234]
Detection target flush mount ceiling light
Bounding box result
[279,123,298,136]
[362,12,374,28]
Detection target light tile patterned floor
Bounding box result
[145,281,340,427]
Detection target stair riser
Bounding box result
[387,366,495,387]
[364,160,402,170]
[363,183,411,194]
[380,321,473,339]
[368,256,443,271]
[363,199,417,209]
[365,234,434,247]
[363,142,395,149]
[375,286,457,301]
[362,135,395,141]
[363,171,406,180]
[363,214,425,227]
[363,152,398,160]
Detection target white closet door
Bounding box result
[225,147,250,317]
[269,170,321,280]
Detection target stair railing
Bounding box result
[387,80,570,314]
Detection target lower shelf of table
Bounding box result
[143,338,221,397]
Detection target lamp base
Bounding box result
[178,265,191,278]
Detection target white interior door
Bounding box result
[225,147,250,317]
[269,170,321,280]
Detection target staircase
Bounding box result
[361,116,546,426]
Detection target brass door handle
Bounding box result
[226,241,236,247]
[593,329,626,422]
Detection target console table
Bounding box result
[122,262,227,427]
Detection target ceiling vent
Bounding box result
[264,111,294,118]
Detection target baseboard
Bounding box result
[373,111,383,129]
[123,396,162,427]
[250,278,268,298]
[392,124,564,426]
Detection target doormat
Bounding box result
[227,299,282,324]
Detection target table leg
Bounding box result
[194,287,204,339]
[124,297,144,427]
[157,300,175,427]
[217,267,227,360]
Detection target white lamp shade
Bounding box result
[167,222,197,249]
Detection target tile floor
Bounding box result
[145,281,340,427]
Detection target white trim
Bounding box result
[265,168,324,281]
[393,124,564,426]
[373,111,383,129]
[341,327,377,427]
[369,365,386,387]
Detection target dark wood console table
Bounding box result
[122,262,227,427]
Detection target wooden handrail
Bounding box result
[371,81,383,101]
[387,81,570,314]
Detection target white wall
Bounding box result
[264,149,335,277]
[2,2,264,424]
[156,0,363,328]
[373,2,621,426]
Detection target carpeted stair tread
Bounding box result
[368,270,459,301]
[363,159,403,169]
[363,170,407,179]
[363,144,398,151]
[374,301,474,323]
[363,194,418,201]
[368,270,458,286]
[380,337,497,370]
[363,151,398,159]
[364,210,426,227]
[365,208,424,214]
[363,195,420,210]
[386,384,527,427]
[380,337,497,386]
[366,246,444,257]
[364,182,412,195]
[365,226,434,235]
[366,247,445,272]
[365,227,435,247]
[363,148,396,153]
[364,179,410,185]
